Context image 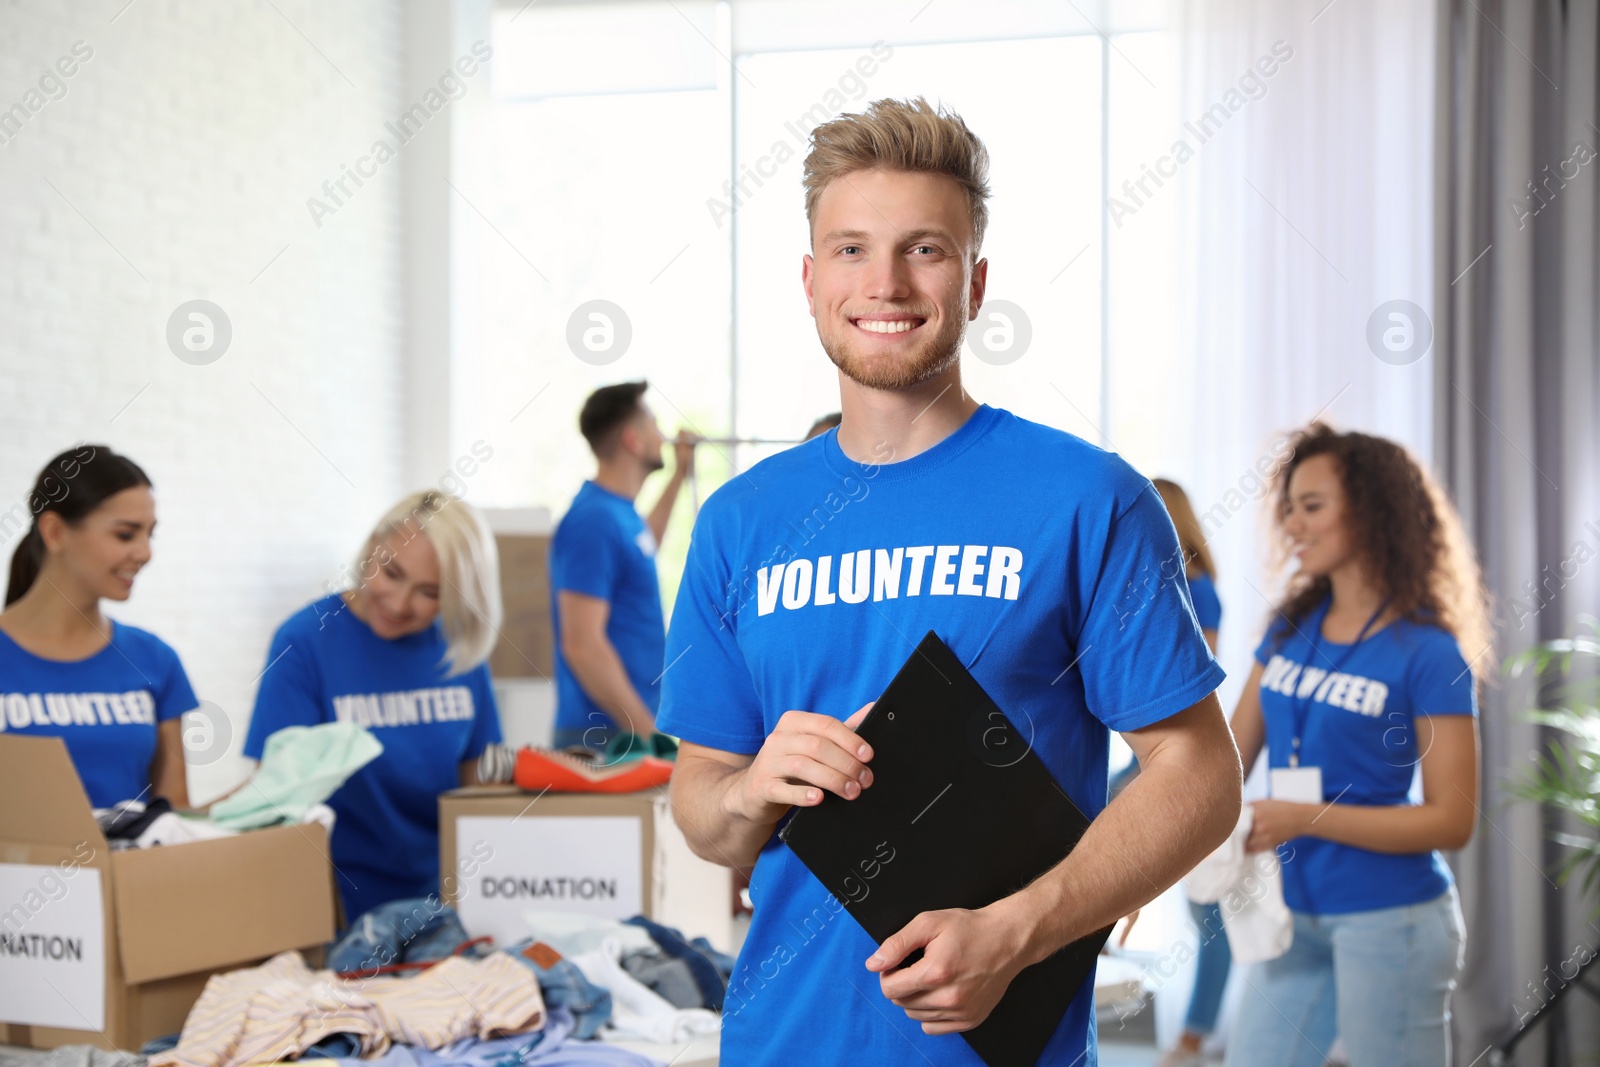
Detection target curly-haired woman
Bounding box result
[1226,423,1491,1067]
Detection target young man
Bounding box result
[549,381,693,749]
[659,99,1243,1064]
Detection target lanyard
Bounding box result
[1288,596,1390,767]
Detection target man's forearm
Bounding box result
[647,470,687,545]
[564,638,656,733]
[994,742,1240,964]
[670,757,778,872]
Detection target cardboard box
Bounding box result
[440,786,731,952]
[0,735,337,1050]
[488,532,555,681]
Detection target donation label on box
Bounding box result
[0,863,106,1030]
[455,815,643,946]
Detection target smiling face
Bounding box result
[354,530,442,639]
[1282,454,1359,578]
[802,168,986,391]
[44,486,156,602]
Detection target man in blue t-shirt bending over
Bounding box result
[550,381,694,749]
[659,98,1243,1065]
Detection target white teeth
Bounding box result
[857,319,919,334]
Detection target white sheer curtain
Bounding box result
[1133,2,1438,1051]
[1158,0,1438,712]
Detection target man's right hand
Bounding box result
[723,704,875,824]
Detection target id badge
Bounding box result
[1270,765,1324,803]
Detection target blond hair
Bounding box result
[803,97,991,258]
[1153,478,1217,580]
[355,491,502,676]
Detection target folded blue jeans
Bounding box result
[1226,887,1465,1067]
[623,914,730,1011]
[503,938,613,1040]
[328,897,479,976]
[621,952,705,1009]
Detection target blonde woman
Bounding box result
[1154,478,1221,653]
[242,491,503,921]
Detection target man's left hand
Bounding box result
[868,906,1030,1035]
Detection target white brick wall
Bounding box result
[0,0,410,801]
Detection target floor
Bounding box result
[1100,1040,1176,1066]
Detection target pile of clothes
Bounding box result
[474,737,677,795]
[327,904,730,1046]
[147,952,551,1067]
[509,912,734,1043]
[92,798,335,850]
[92,723,381,850]
[135,902,733,1067]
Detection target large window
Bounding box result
[458,1,1178,605]
[732,36,1107,459]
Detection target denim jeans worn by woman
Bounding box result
[1226,887,1466,1067]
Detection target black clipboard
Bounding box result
[778,631,1112,1067]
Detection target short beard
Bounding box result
[821,315,966,390]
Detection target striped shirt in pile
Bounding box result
[150,951,546,1067]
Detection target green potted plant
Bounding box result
[1491,616,1600,1061]
[1506,615,1600,900]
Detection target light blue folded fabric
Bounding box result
[211,722,382,829]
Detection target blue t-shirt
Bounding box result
[549,481,666,735]
[0,622,197,808]
[1254,600,1476,915]
[1189,573,1222,632]
[242,594,502,922]
[657,405,1225,1067]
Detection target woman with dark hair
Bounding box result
[1,445,197,807]
[1226,423,1490,1067]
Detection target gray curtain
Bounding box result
[1434,1,1600,1064]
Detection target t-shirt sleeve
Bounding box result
[463,665,503,759]
[1409,632,1478,717]
[1075,484,1227,732]
[551,510,619,601]
[655,519,766,754]
[242,626,326,760]
[153,640,200,723]
[1253,622,1279,666]
[1190,577,1223,633]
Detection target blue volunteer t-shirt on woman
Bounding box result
[657,404,1225,1067]
[1254,600,1476,914]
[0,623,197,808]
[243,594,501,922]
[549,480,666,737]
